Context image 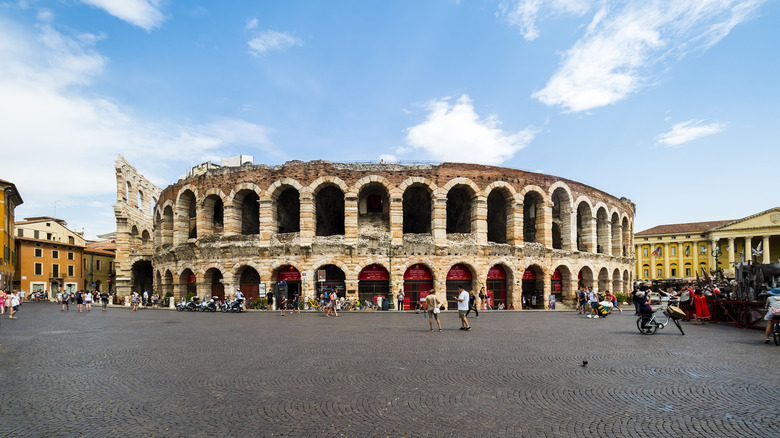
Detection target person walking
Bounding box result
[397,288,405,311]
[279,294,287,316]
[456,286,471,331]
[100,291,109,311]
[84,291,93,312]
[425,289,442,332]
[577,287,586,314]
[329,292,339,317]
[548,293,556,310]
[587,287,600,318]
[465,291,479,318]
[143,290,149,307]
[61,290,70,311]
[0,290,5,315]
[632,286,641,315]
[292,294,300,314]
[76,290,84,312]
[8,291,20,319]
[605,290,621,313]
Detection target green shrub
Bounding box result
[615,292,629,303]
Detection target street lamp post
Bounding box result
[387,244,395,310]
[711,246,722,283]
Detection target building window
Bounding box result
[67,252,74,260]
[17,229,23,237]
[34,263,42,276]
[671,246,676,256]
[52,264,59,277]
[671,268,677,277]
[96,260,101,270]
[47,233,52,240]
[52,250,59,259]
[700,245,706,255]
[69,236,74,244]
[68,265,74,277]
[643,269,649,277]
[109,262,114,271]
[34,230,39,239]
[34,248,42,257]
[657,268,662,277]
[643,248,648,257]
[685,268,691,276]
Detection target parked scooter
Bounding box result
[202,296,218,312]
[221,298,244,313]
[175,297,187,311]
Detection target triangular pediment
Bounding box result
[712,207,780,232]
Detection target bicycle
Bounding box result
[770,315,780,346]
[637,308,685,335]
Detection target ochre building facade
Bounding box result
[114,157,635,309]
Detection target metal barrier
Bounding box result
[709,299,767,329]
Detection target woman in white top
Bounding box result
[8,291,20,319]
[763,290,780,343]
[84,291,93,312]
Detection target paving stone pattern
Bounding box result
[1,305,778,437]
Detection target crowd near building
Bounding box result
[13,217,116,297]
[634,208,780,282]
[114,155,635,309]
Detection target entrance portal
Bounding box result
[358,264,390,308]
[446,264,473,310]
[487,265,507,309]
[403,264,433,310]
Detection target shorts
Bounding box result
[85,300,92,304]
[458,310,467,318]
[12,305,19,311]
[62,300,68,305]
[590,302,599,309]
[427,310,439,320]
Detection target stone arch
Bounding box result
[174,187,198,244]
[577,264,595,290]
[224,183,262,236]
[313,184,345,237]
[597,267,610,293]
[610,211,622,256]
[200,188,226,236]
[486,260,517,309]
[623,269,630,295]
[520,263,546,309]
[520,187,546,245]
[486,184,514,244]
[355,176,392,234]
[401,178,436,234]
[551,262,575,302]
[575,198,595,252]
[161,203,174,247]
[203,266,226,300]
[268,179,304,234]
[550,183,574,250]
[621,216,631,257]
[163,269,174,297]
[595,205,610,254]
[442,180,479,234]
[612,268,622,296]
[178,267,197,300]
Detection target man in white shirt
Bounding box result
[456,286,471,331]
[235,289,244,302]
[587,287,600,318]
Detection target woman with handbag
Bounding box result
[763,289,780,343]
[425,289,442,332]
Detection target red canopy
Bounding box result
[359,264,390,281]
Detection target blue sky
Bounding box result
[1,0,778,240]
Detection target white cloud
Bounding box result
[246,17,258,31]
[498,0,590,40]
[378,154,398,163]
[655,120,725,146]
[81,0,164,30]
[248,30,303,56]
[0,18,274,238]
[531,0,766,112]
[403,95,536,165]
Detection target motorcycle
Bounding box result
[175,298,187,311]
[221,298,244,313]
[202,296,218,312]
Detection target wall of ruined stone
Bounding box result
[143,160,635,308]
[113,155,162,295]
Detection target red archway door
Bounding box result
[551,268,563,301]
[277,265,302,302]
[239,267,261,303]
[522,267,540,308]
[358,264,390,306]
[403,264,433,310]
[487,265,507,309]
[446,264,473,310]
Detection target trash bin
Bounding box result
[382,297,389,311]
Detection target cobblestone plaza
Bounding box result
[1,305,778,437]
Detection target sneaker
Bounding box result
[594,315,599,319]
[459,327,466,330]
[765,338,771,344]
[438,329,442,332]
[464,327,471,331]
[587,315,592,318]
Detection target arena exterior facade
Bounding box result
[113,155,635,310]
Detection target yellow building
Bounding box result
[85,239,116,292]
[1,179,23,290]
[635,207,780,282]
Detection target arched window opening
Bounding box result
[239,266,261,303]
[611,213,621,256]
[521,265,545,309]
[137,191,143,210]
[622,217,630,256]
[551,188,572,249]
[552,223,563,249]
[358,183,390,234]
[163,205,174,247]
[403,184,432,234]
[487,189,509,243]
[277,188,300,233]
[205,268,224,300]
[446,186,474,234]
[315,264,346,298]
[201,195,224,235]
[523,191,543,243]
[240,191,260,235]
[576,203,593,252]
[315,186,345,236]
[596,208,609,254]
[179,269,197,300]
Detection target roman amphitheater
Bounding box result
[114,155,635,310]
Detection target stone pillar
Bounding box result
[473,196,487,245]
[663,242,670,278]
[299,190,315,245]
[389,195,403,246]
[432,194,447,245]
[223,204,239,236]
[763,235,771,264]
[538,204,552,248]
[677,242,684,278]
[510,201,524,245]
[743,236,752,262]
[708,239,718,275]
[611,223,622,256]
[259,198,274,242]
[344,194,358,244]
[727,238,735,274]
